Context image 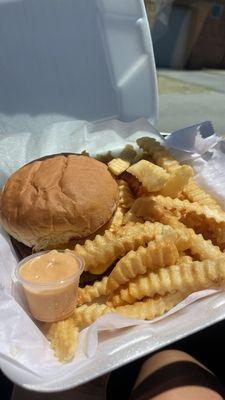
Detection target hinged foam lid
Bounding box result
[0,0,158,133]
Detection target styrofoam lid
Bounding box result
[0,0,158,133]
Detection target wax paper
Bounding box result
[0,118,225,391]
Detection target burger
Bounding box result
[0,154,118,251]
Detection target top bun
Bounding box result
[0,155,118,250]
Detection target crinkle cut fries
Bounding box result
[42,138,225,362]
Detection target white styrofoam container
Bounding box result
[2,0,224,396]
[0,0,160,391]
[0,0,158,133]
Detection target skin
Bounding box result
[132,350,223,400]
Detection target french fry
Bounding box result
[143,201,185,228]
[118,179,135,210]
[183,180,222,212]
[108,145,137,176]
[159,165,193,198]
[123,197,157,224]
[73,303,112,328]
[108,258,225,307]
[133,150,153,164]
[43,318,79,362]
[108,158,131,176]
[107,240,179,293]
[74,221,175,274]
[116,292,186,320]
[139,199,223,259]
[122,212,144,225]
[178,192,186,200]
[160,213,224,260]
[120,144,137,162]
[159,202,225,255]
[74,293,186,327]
[139,200,223,260]
[137,137,179,173]
[95,151,113,164]
[127,160,169,192]
[137,137,222,212]
[123,197,182,227]
[188,230,223,260]
[77,276,108,306]
[177,255,193,264]
[123,196,223,260]
[121,171,145,197]
[151,195,225,248]
[108,206,125,233]
[124,212,191,252]
[123,196,182,230]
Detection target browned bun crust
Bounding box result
[0,155,118,250]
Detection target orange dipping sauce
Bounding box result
[16,250,84,322]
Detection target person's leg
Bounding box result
[130,350,225,400]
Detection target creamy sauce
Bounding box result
[19,250,79,283]
[18,250,82,322]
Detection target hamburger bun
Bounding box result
[0,154,118,250]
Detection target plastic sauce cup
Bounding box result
[15,250,84,323]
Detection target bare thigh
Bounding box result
[130,350,224,400]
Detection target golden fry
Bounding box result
[108,158,130,176]
[123,197,181,227]
[121,171,144,197]
[123,213,143,225]
[122,212,144,225]
[107,239,179,293]
[120,144,137,162]
[72,292,186,328]
[140,199,223,260]
[137,137,222,211]
[108,206,125,233]
[160,213,223,260]
[95,151,113,164]
[159,165,193,198]
[123,198,190,251]
[177,255,193,264]
[116,292,186,320]
[73,303,112,328]
[77,276,108,306]
[108,258,225,307]
[136,137,179,172]
[140,200,223,260]
[137,137,222,213]
[151,195,225,248]
[183,180,222,212]
[144,202,185,228]
[150,195,225,221]
[43,318,79,362]
[74,221,175,274]
[127,160,169,192]
[74,293,186,328]
[188,230,223,260]
[123,196,223,260]
[108,145,137,176]
[74,230,115,274]
[133,150,153,164]
[118,179,135,210]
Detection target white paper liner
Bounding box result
[0,118,225,385]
